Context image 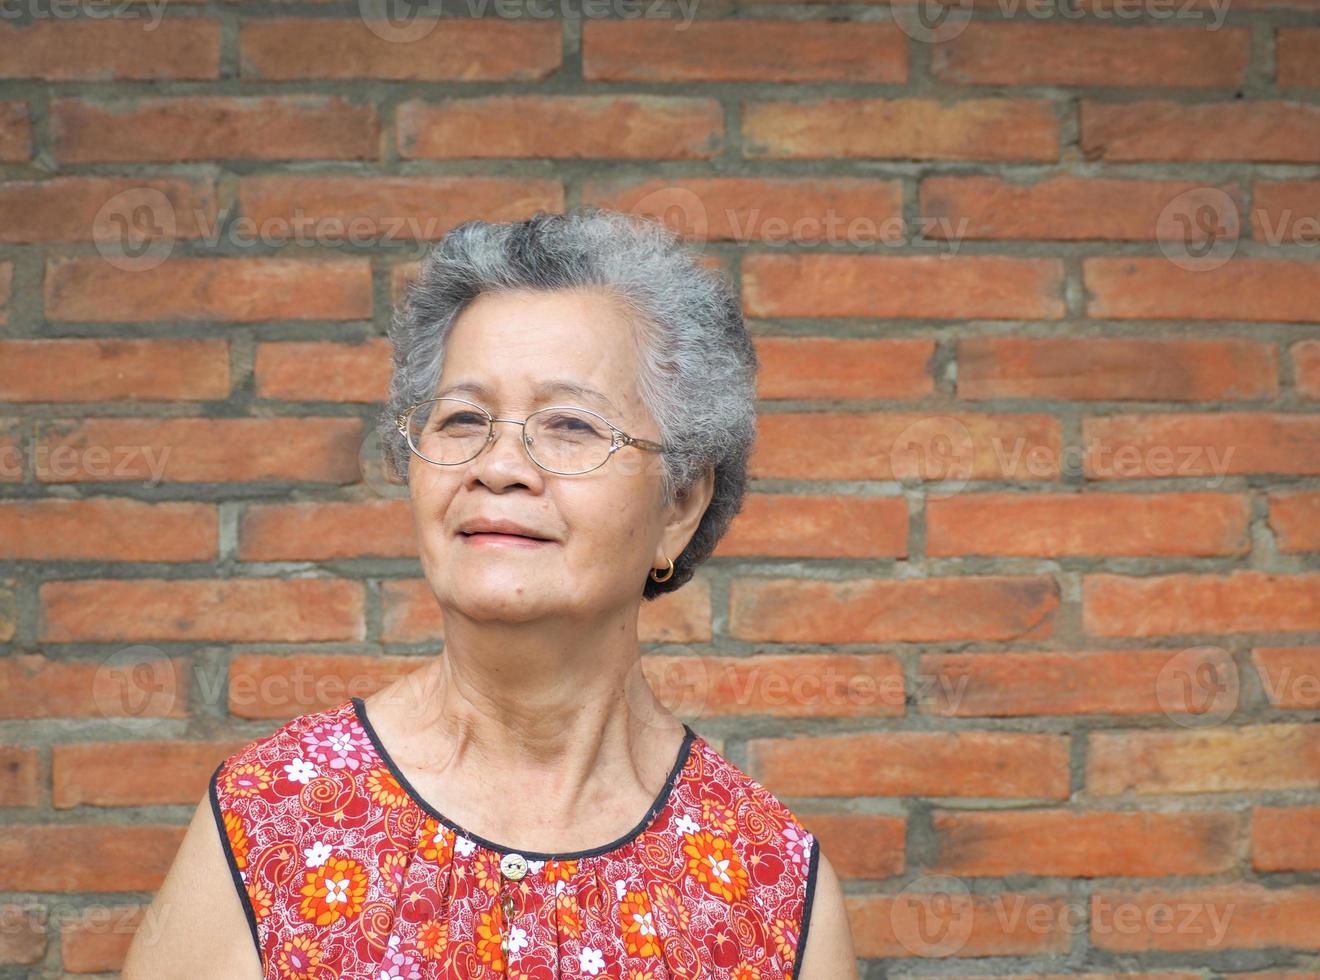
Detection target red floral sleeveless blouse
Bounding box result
[209,697,821,979]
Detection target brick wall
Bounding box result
[2,2,1320,976]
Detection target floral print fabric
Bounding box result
[209,697,820,979]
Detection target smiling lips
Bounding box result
[456,517,555,546]
[460,531,552,547]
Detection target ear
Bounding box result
[655,466,716,569]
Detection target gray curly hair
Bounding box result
[377,206,759,601]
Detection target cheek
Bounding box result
[576,488,656,553]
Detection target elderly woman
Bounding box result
[126,207,856,979]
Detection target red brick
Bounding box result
[380,579,444,645]
[0,338,229,401]
[1269,491,1320,553]
[958,336,1276,400]
[1252,647,1320,709]
[0,903,45,964]
[0,176,217,245]
[1085,0,1320,8]
[228,653,426,719]
[1081,100,1320,162]
[849,890,1071,959]
[1253,806,1320,871]
[922,176,1243,241]
[1251,180,1320,247]
[1085,257,1320,322]
[949,975,1200,980]
[1278,28,1320,87]
[0,654,189,721]
[60,905,146,973]
[932,23,1247,87]
[253,338,392,403]
[0,577,13,639]
[237,176,563,242]
[0,18,220,80]
[0,422,17,482]
[645,653,904,719]
[730,575,1059,644]
[240,500,414,561]
[53,740,248,808]
[748,730,1070,799]
[582,177,903,245]
[398,96,722,159]
[390,260,422,305]
[0,499,216,562]
[1084,413,1320,479]
[240,18,559,80]
[927,492,1250,557]
[380,575,711,645]
[0,101,31,161]
[933,809,1239,876]
[0,825,184,892]
[1091,884,1320,951]
[583,20,906,82]
[1088,724,1320,794]
[718,493,907,559]
[40,578,365,643]
[45,256,372,323]
[745,254,1065,319]
[919,647,1238,717]
[1086,571,1320,637]
[51,95,379,163]
[0,744,39,807]
[754,337,934,400]
[751,411,1062,481]
[802,813,905,879]
[743,98,1059,161]
[33,417,363,484]
[1298,340,1320,399]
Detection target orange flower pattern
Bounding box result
[210,697,818,978]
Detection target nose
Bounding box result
[479,418,534,467]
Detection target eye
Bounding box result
[545,415,594,432]
[444,412,484,426]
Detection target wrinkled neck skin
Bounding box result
[380,610,682,824]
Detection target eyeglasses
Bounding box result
[396,396,669,476]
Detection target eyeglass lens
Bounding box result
[407,398,613,474]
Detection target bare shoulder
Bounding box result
[121,792,263,980]
[796,845,859,980]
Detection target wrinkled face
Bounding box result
[407,287,670,623]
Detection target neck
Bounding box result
[391,613,679,806]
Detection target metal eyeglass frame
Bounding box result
[396,395,669,476]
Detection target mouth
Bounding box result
[459,531,553,545]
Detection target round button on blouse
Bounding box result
[500,852,528,881]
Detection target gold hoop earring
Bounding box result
[650,555,675,583]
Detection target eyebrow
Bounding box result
[434,379,619,414]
